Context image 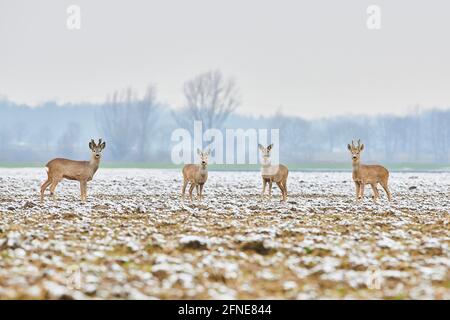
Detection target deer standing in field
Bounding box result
[258,144,289,202]
[40,139,106,203]
[182,149,210,202]
[347,139,391,202]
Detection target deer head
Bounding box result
[347,139,364,162]
[89,138,106,160]
[258,143,274,165]
[197,148,210,168]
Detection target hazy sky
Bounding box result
[1,0,449,118]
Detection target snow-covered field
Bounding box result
[0,168,449,299]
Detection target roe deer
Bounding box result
[182,149,210,201]
[347,139,391,202]
[258,144,289,202]
[40,139,106,203]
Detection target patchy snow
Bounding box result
[0,168,449,299]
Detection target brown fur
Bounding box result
[348,139,391,202]
[258,144,289,202]
[40,139,106,203]
[181,149,209,201]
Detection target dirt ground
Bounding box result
[0,168,449,299]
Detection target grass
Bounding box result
[1,162,450,172]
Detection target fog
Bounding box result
[1,1,450,118]
[1,82,449,164]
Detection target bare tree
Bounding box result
[98,86,158,161]
[428,110,450,162]
[57,122,81,158]
[173,70,241,130]
[0,127,11,157]
[272,111,311,162]
[135,86,158,160]
[13,121,28,146]
[99,88,135,160]
[37,125,52,153]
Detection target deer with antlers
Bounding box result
[258,143,289,202]
[181,149,210,202]
[347,139,391,202]
[40,139,106,203]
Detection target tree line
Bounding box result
[0,70,449,164]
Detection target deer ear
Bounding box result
[258,144,264,151]
[267,144,273,151]
[89,140,95,150]
[206,148,211,155]
[197,148,201,156]
[360,144,364,151]
[100,142,106,150]
[347,144,352,151]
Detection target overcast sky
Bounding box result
[0,0,449,118]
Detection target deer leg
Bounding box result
[196,185,200,199]
[268,180,273,198]
[276,181,286,202]
[80,181,87,202]
[283,177,288,200]
[370,183,379,202]
[49,178,61,200]
[359,182,365,200]
[199,184,204,201]
[276,181,282,193]
[261,179,267,197]
[40,179,51,203]
[188,183,196,202]
[181,179,188,200]
[354,181,360,200]
[380,180,392,201]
